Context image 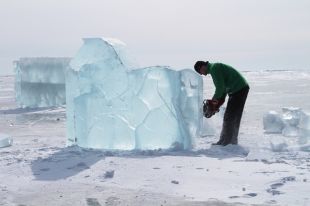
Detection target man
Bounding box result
[194,61,249,146]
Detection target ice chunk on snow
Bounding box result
[299,111,310,143]
[66,38,203,150]
[282,125,300,137]
[282,107,302,137]
[15,57,70,108]
[263,108,309,136]
[263,111,284,133]
[0,133,13,148]
[282,107,302,127]
[299,111,310,130]
[263,108,310,148]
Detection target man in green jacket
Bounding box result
[194,61,249,146]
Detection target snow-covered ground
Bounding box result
[0,70,310,206]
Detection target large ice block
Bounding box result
[15,57,71,108]
[66,38,203,150]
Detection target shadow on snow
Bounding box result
[31,144,249,181]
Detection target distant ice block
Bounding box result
[263,111,284,133]
[282,107,301,126]
[15,57,71,108]
[0,133,13,148]
[263,108,310,146]
[66,38,203,150]
[299,111,310,130]
[282,125,299,137]
[298,111,310,143]
[282,107,302,137]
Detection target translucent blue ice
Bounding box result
[66,38,203,150]
[0,133,13,148]
[15,58,70,108]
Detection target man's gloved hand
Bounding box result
[204,107,215,118]
[203,98,225,118]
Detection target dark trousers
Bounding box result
[218,86,249,145]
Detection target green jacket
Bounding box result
[208,63,248,99]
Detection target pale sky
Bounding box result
[1,0,310,75]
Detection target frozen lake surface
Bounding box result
[0,70,310,206]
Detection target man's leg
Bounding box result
[219,87,249,146]
[230,87,249,144]
[218,96,235,145]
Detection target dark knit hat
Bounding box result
[194,61,208,73]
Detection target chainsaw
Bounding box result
[203,99,221,118]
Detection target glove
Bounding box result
[217,98,225,108]
[203,98,224,118]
